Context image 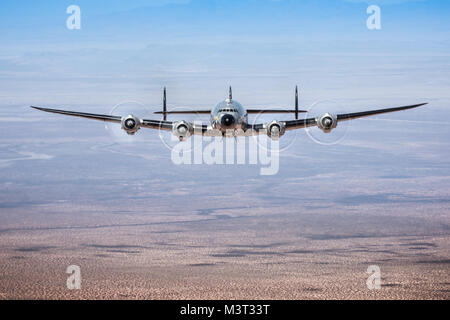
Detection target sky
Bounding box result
[0,0,449,107]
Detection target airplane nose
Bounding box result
[221,114,236,127]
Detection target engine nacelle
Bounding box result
[121,115,141,135]
[173,121,193,141]
[267,121,286,140]
[317,113,337,133]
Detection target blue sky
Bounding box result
[0,0,449,108]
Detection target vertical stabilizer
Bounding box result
[163,87,167,121]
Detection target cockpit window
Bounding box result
[213,100,245,116]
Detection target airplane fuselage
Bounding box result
[211,99,248,135]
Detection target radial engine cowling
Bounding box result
[173,121,193,141]
[121,115,141,135]
[317,113,338,133]
[267,121,286,140]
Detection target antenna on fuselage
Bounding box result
[163,87,167,121]
[295,85,299,120]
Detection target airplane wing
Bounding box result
[32,102,427,139]
[282,103,428,131]
[31,106,174,130]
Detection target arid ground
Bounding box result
[0,198,449,299]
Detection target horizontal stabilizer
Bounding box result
[155,110,211,114]
[155,109,308,115]
[247,109,307,114]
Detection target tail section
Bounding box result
[163,87,167,121]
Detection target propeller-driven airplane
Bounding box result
[32,87,427,141]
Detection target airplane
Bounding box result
[31,86,427,141]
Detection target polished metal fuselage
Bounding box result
[210,99,248,135]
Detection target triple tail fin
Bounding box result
[163,87,167,121]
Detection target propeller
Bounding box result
[104,101,152,144]
[304,100,350,145]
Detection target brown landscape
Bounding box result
[0,162,449,299]
[0,206,448,300]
